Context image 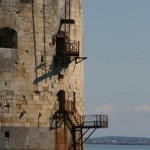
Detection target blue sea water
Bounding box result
[85,144,150,150]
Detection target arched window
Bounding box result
[0,28,18,72]
[0,27,17,49]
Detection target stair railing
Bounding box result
[65,100,82,126]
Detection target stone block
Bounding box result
[26,117,34,123]
[33,95,40,101]
[22,100,28,105]
[11,117,17,123]
[42,105,48,110]
[35,104,42,110]
[39,132,47,138]
[28,105,35,109]
[16,104,21,109]
[30,122,38,127]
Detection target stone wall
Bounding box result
[0,0,83,149]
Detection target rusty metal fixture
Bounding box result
[19,109,26,120]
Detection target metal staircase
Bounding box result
[50,100,108,148]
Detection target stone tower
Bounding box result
[0,0,84,149]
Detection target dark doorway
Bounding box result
[57,90,66,113]
[56,31,66,56]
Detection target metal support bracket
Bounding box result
[75,57,87,64]
[73,128,97,146]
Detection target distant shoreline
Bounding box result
[86,136,150,146]
[86,143,150,146]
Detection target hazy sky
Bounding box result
[83,0,150,137]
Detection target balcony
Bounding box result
[65,100,108,129]
[82,115,108,128]
[56,31,79,57]
[56,40,79,57]
[63,41,79,57]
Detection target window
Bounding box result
[20,0,32,3]
[0,27,18,72]
[5,132,10,138]
[0,27,17,49]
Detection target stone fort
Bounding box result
[0,0,108,150]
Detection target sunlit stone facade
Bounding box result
[0,0,84,149]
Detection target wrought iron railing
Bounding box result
[66,100,82,125]
[63,40,79,56]
[83,115,108,128]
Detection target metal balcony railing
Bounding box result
[50,99,108,129]
[56,37,80,57]
[65,100,82,126]
[63,41,79,56]
[82,115,108,128]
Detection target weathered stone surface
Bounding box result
[0,0,83,149]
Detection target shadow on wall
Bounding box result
[33,56,71,84]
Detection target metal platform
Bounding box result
[77,115,108,128]
[50,102,108,148]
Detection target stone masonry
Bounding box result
[0,0,84,150]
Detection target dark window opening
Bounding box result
[5,132,9,138]
[72,92,76,111]
[0,27,17,49]
[20,0,32,3]
[73,92,76,101]
[57,90,65,113]
[0,35,2,46]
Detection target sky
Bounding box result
[83,0,150,138]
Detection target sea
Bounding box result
[85,144,150,150]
